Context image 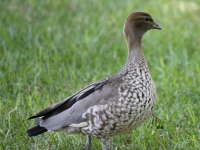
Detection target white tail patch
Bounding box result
[69,122,88,128]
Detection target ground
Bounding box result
[0,0,200,149]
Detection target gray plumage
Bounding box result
[27,12,162,150]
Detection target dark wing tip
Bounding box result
[28,116,37,120]
[27,125,48,137]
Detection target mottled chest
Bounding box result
[120,65,156,102]
[81,65,156,141]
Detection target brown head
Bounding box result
[124,12,161,43]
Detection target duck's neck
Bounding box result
[123,35,147,70]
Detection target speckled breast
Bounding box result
[117,65,156,131]
[81,65,156,141]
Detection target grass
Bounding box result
[0,0,200,149]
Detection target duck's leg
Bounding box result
[102,143,110,150]
[80,135,91,150]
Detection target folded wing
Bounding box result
[27,75,123,136]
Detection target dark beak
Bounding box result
[152,21,162,30]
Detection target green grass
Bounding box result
[1,0,200,149]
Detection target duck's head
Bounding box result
[124,12,162,40]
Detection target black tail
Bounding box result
[27,125,48,136]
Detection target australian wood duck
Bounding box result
[27,12,162,150]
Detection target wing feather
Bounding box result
[28,79,108,120]
[27,74,124,132]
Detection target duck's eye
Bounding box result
[145,17,149,22]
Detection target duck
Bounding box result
[27,12,162,150]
